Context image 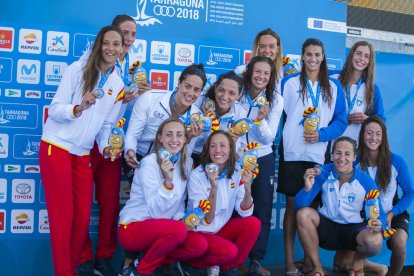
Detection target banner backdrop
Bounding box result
[6,0,413,275]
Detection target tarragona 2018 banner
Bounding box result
[6,0,398,273]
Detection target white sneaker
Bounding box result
[207,265,220,276]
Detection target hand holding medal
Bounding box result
[206,163,219,186]
[256,97,269,121]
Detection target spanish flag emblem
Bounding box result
[115,88,125,103]
[230,182,235,189]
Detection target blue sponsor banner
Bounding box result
[327,57,343,71]
[13,134,41,160]
[72,33,96,57]
[0,58,13,83]
[198,45,240,70]
[0,102,38,129]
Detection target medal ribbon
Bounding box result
[246,90,265,108]
[345,77,364,115]
[115,53,130,85]
[306,79,321,108]
[98,66,114,89]
[171,91,191,126]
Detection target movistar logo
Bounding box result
[21,64,36,75]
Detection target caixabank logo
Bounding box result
[17,59,41,84]
[12,179,35,204]
[11,209,34,234]
[0,27,14,52]
[13,134,41,159]
[38,209,49,234]
[46,31,69,56]
[0,102,39,129]
[18,29,42,54]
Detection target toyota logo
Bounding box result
[153,5,175,17]
[179,48,191,58]
[16,183,31,194]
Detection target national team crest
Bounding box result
[348,192,356,203]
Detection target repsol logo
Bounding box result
[13,226,31,229]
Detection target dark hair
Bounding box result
[252,28,283,81]
[243,56,276,108]
[82,25,124,96]
[339,41,376,114]
[358,116,391,192]
[154,118,188,180]
[206,71,243,102]
[111,14,135,27]
[332,136,357,155]
[299,38,332,107]
[179,63,207,89]
[199,130,237,179]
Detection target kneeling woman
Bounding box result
[187,130,261,275]
[295,137,387,276]
[118,119,208,275]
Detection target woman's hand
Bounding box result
[256,101,270,121]
[160,158,174,180]
[303,168,317,191]
[368,218,382,233]
[228,129,239,144]
[348,112,368,124]
[303,130,320,144]
[75,92,97,114]
[125,149,140,168]
[241,169,253,193]
[123,89,137,104]
[137,82,152,96]
[206,168,219,188]
[187,122,202,141]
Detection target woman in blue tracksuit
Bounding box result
[238,55,284,275]
[330,41,386,143]
[277,38,347,275]
[335,116,414,276]
[295,136,387,276]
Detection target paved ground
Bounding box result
[265,265,414,275]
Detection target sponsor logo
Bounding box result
[4,164,21,173]
[0,209,5,233]
[0,179,7,203]
[0,134,9,158]
[243,50,251,64]
[45,61,67,85]
[45,91,56,99]
[150,70,169,90]
[25,90,41,99]
[150,41,171,65]
[198,46,240,70]
[13,134,41,159]
[18,29,42,54]
[131,39,147,62]
[24,165,40,173]
[326,58,343,71]
[174,43,195,66]
[204,73,217,91]
[17,59,41,84]
[0,103,39,129]
[347,28,362,36]
[43,106,49,125]
[12,179,35,203]
[0,27,14,52]
[46,31,69,56]
[73,33,95,57]
[5,88,22,98]
[132,0,205,26]
[307,18,346,33]
[38,210,49,233]
[153,111,165,120]
[11,209,34,233]
[0,57,13,83]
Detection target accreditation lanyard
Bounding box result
[306,79,321,108]
[98,66,113,89]
[115,53,130,85]
[345,77,363,114]
[218,167,229,180]
[171,91,191,126]
[246,90,265,108]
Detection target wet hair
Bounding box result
[332,136,357,155]
[299,38,333,107]
[252,28,283,81]
[199,130,237,179]
[154,118,188,180]
[111,14,135,27]
[82,25,124,96]
[205,71,243,104]
[358,116,391,192]
[243,56,276,108]
[339,41,376,114]
[178,63,207,89]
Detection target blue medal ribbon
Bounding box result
[115,53,130,86]
[218,167,228,180]
[98,66,114,89]
[345,77,364,115]
[306,79,321,108]
[171,91,191,126]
